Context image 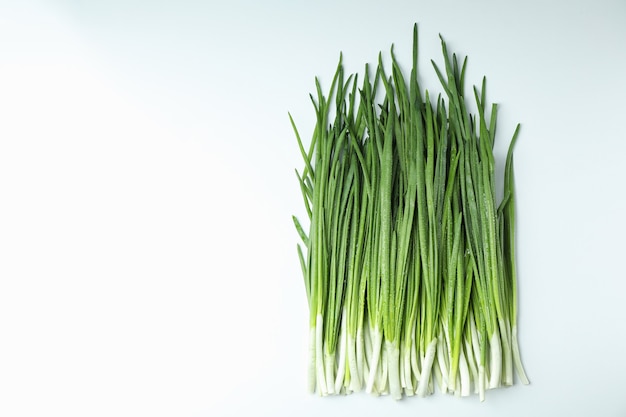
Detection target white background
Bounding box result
[1,1,625,416]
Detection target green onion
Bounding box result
[292,23,529,401]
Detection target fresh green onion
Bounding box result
[292,23,529,401]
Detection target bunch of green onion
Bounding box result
[291,25,529,401]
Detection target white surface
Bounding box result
[1,1,625,416]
